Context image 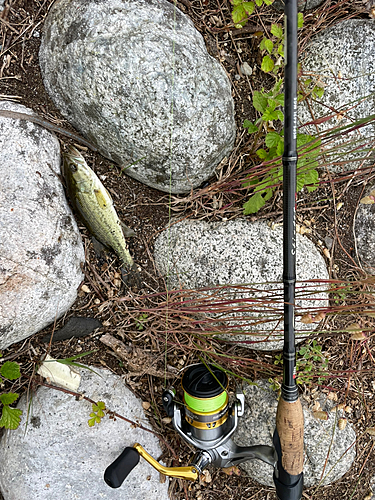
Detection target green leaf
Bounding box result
[0,405,22,430]
[243,120,258,134]
[304,168,319,185]
[262,108,279,121]
[267,98,278,111]
[255,0,262,5]
[0,392,19,405]
[263,187,274,201]
[298,12,304,29]
[296,173,305,192]
[253,91,268,113]
[243,192,266,214]
[266,146,278,161]
[261,55,274,73]
[259,38,266,51]
[232,4,246,23]
[264,0,274,4]
[275,109,284,121]
[264,39,274,54]
[273,79,283,93]
[271,23,283,39]
[232,0,243,5]
[313,86,324,98]
[276,138,284,156]
[277,43,284,57]
[256,149,268,160]
[265,131,282,148]
[243,1,255,14]
[305,169,319,192]
[88,417,96,427]
[275,93,284,106]
[96,401,106,410]
[0,361,21,380]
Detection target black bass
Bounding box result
[62,145,140,287]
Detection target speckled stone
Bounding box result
[154,219,329,350]
[0,101,84,350]
[272,0,323,12]
[235,379,356,487]
[0,367,170,500]
[299,20,375,172]
[39,0,236,194]
[354,183,375,274]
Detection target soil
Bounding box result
[1,1,375,500]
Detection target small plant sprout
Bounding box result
[0,361,22,430]
[135,312,149,331]
[88,401,107,427]
[274,340,329,387]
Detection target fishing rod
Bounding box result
[273,0,304,498]
[103,1,303,498]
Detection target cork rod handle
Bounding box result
[276,397,304,475]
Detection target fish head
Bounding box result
[62,145,94,194]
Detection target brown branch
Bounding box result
[38,379,178,459]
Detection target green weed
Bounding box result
[274,339,329,387]
[0,361,22,430]
[241,15,324,215]
[88,401,106,427]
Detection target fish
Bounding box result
[62,145,140,288]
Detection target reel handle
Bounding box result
[104,447,140,488]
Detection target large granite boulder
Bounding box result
[0,366,169,500]
[154,219,329,350]
[0,101,84,350]
[235,379,356,487]
[39,0,236,194]
[299,20,375,172]
[354,183,375,274]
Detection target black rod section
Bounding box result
[282,0,298,403]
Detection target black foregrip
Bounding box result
[273,429,303,500]
[104,447,140,488]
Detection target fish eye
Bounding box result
[70,164,78,172]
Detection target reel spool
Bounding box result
[181,364,229,442]
[104,363,277,488]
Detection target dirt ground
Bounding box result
[1,0,375,499]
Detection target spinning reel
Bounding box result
[104,364,277,487]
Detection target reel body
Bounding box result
[104,364,277,487]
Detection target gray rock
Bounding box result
[0,101,84,350]
[234,379,356,487]
[299,20,375,172]
[273,0,323,11]
[154,219,328,350]
[39,0,236,194]
[0,366,169,500]
[354,184,375,273]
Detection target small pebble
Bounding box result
[241,62,253,76]
[324,236,334,250]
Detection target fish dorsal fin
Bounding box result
[121,221,136,238]
[94,188,111,209]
